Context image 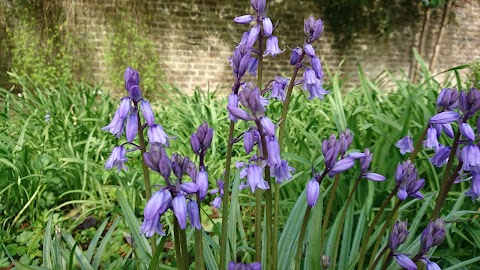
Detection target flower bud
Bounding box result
[140,101,155,126]
[304,44,316,57]
[126,112,138,143]
[234,14,254,24]
[260,117,276,137]
[172,195,187,229]
[244,129,255,154]
[187,200,202,230]
[262,17,273,36]
[307,179,320,207]
[196,170,209,200]
[190,134,201,154]
[181,182,199,194]
[290,47,303,66]
[429,111,460,124]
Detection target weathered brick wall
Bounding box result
[2,0,480,92]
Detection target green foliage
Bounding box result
[466,60,480,89]
[105,15,163,99]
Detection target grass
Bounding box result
[0,57,479,269]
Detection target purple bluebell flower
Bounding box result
[102,111,125,138]
[140,214,165,237]
[329,158,355,177]
[394,254,417,270]
[271,160,295,183]
[459,88,480,119]
[365,173,386,182]
[211,179,224,208]
[304,44,316,57]
[442,123,454,138]
[461,144,480,172]
[143,143,165,172]
[460,123,475,141]
[266,135,282,167]
[230,46,251,79]
[466,171,480,200]
[140,101,155,127]
[310,56,323,79]
[421,258,441,270]
[360,148,373,173]
[395,160,424,200]
[305,83,329,100]
[148,124,170,146]
[240,164,269,192]
[338,129,353,156]
[395,135,414,155]
[129,85,142,102]
[307,179,320,207]
[424,127,439,149]
[228,261,261,270]
[420,218,445,253]
[246,25,261,48]
[260,117,276,137]
[193,122,214,152]
[429,111,460,124]
[187,200,202,230]
[304,16,323,43]
[172,195,187,229]
[303,68,320,87]
[271,76,289,101]
[126,112,138,143]
[158,154,172,181]
[250,0,266,14]
[247,57,258,76]
[144,189,171,219]
[117,98,132,118]
[324,146,340,170]
[124,67,140,92]
[227,106,255,121]
[228,93,239,122]
[181,182,199,194]
[234,15,254,24]
[389,221,409,250]
[105,146,128,171]
[262,17,273,36]
[196,170,209,200]
[436,87,458,112]
[263,36,284,57]
[430,145,451,167]
[290,47,303,66]
[244,129,255,154]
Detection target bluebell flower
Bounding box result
[247,57,258,76]
[394,254,417,270]
[305,83,329,100]
[210,179,224,208]
[228,93,239,122]
[262,17,273,36]
[271,76,289,101]
[180,182,199,194]
[246,25,261,48]
[338,129,353,156]
[143,143,165,173]
[228,261,261,270]
[424,127,439,149]
[148,124,170,146]
[196,170,209,200]
[227,106,255,121]
[266,135,282,167]
[172,195,187,229]
[430,145,451,167]
[421,258,441,270]
[304,16,323,43]
[234,15,254,24]
[436,87,458,112]
[460,144,480,171]
[466,171,480,200]
[260,117,276,137]
[244,129,255,154]
[271,160,295,184]
[395,135,414,155]
[105,146,128,171]
[124,67,140,93]
[306,179,320,207]
[290,47,303,66]
[389,221,409,250]
[187,200,202,230]
[250,0,266,15]
[240,163,269,192]
[459,88,480,119]
[140,214,165,237]
[460,123,475,141]
[144,189,172,219]
[429,111,460,124]
[102,111,125,138]
[395,161,424,200]
[125,112,138,143]
[420,219,445,253]
[310,56,323,79]
[263,36,284,57]
[140,101,155,127]
[304,44,316,57]
[329,158,355,177]
[442,123,454,138]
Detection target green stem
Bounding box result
[194,195,205,270]
[255,190,263,263]
[220,121,235,268]
[380,250,393,270]
[136,109,156,254]
[357,187,398,269]
[369,246,389,270]
[368,200,401,269]
[409,126,428,162]
[430,129,462,220]
[320,174,340,253]
[274,52,305,269]
[295,206,311,270]
[330,175,362,270]
[174,219,185,270]
[179,226,189,269]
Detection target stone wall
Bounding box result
[1,0,480,93]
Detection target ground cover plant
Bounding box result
[1,0,480,269]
